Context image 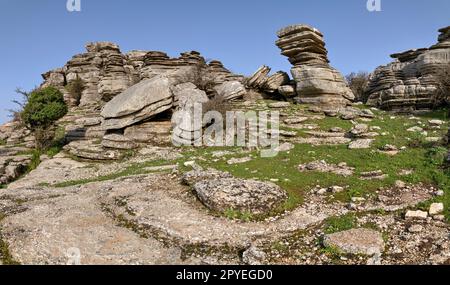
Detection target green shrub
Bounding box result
[21,87,68,149]
[65,75,85,106]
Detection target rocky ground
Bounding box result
[1,101,449,265]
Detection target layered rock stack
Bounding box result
[41,42,139,108]
[276,24,354,106]
[365,26,450,111]
[41,43,245,111]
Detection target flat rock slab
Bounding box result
[1,174,327,264]
[323,228,385,255]
[0,186,184,265]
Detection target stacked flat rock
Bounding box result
[246,65,271,89]
[41,42,137,108]
[245,66,292,95]
[140,50,206,80]
[365,26,450,111]
[276,24,354,106]
[206,60,245,86]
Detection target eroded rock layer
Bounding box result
[365,26,450,111]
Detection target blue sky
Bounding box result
[0,0,449,123]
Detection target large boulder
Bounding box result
[171,83,209,146]
[246,65,271,90]
[365,26,450,111]
[193,178,287,215]
[100,75,173,130]
[276,24,354,107]
[264,71,290,93]
[214,81,247,101]
[291,66,355,105]
[172,82,209,110]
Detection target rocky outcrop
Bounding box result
[41,43,243,110]
[42,42,137,108]
[365,26,450,111]
[276,24,354,107]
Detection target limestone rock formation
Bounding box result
[245,66,293,97]
[40,43,243,110]
[171,83,209,145]
[264,71,290,93]
[365,26,450,111]
[246,65,271,89]
[276,24,354,106]
[101,75,174,130]
[193,178,287,215]
[124,120,172,146]
[214,81,247,101]
[42,42,138,108]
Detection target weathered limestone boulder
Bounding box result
[278,85,297,98]
[171,83,209,146]
[276,24,354,107]
[193,178,287,215]
[246,65,271,90]
[101,75,174,130]
[124,120,172,146]
[264,71,290,93]
[206,60,245,87]
[182,169,233,186]
[290,66,355,105]
[172,82,209,109]
[64,140,123,160]
[214,81,247,101]
[365,26,450,111]
[0,155,31,185]
[323,228,385,255]
[102,134,137,150]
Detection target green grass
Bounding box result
[0,214,20,265]
[183,105,450,221]
[324,213,357,234]
[0,139,6,146]
[223,208,254,222]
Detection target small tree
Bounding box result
[434,65,450,111]
[7,88,31,123]
[346,72,370,103]
[65,74,85,106]
[21,87,68,149]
